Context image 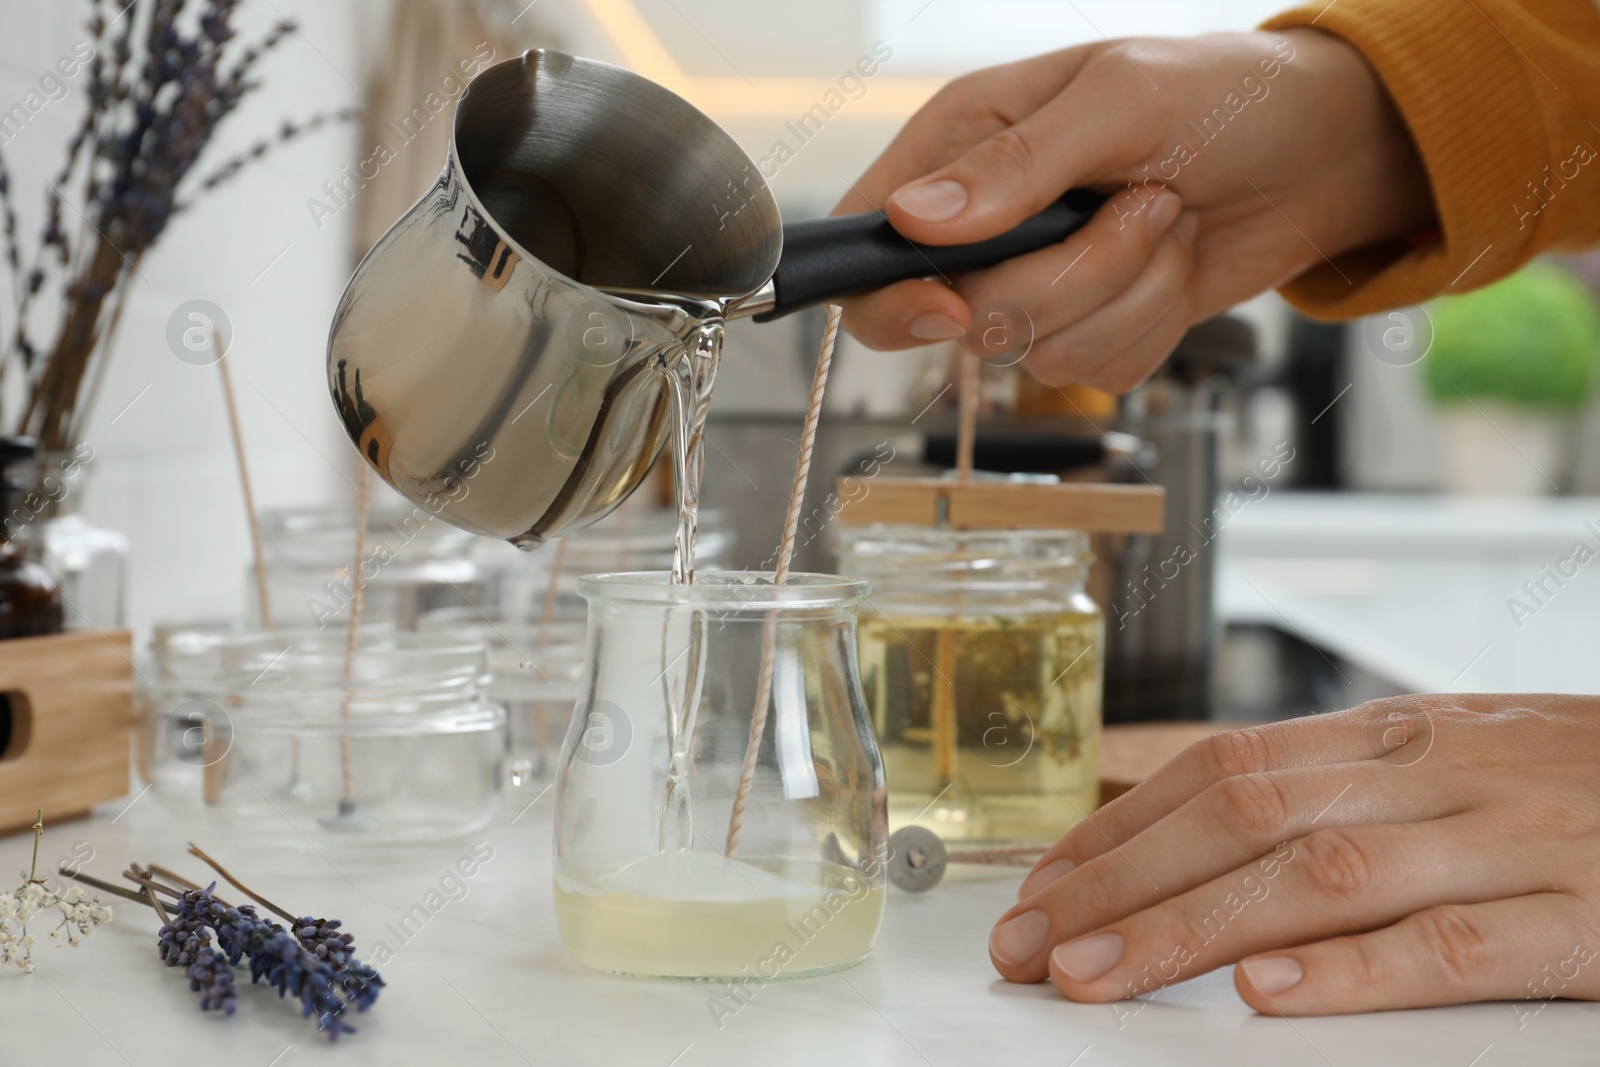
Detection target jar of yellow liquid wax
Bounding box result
[836,527,1102,846]
[553,572,887,979]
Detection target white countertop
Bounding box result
[2,790,1593,1066]
[1217,492,1600,693]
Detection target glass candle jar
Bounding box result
[258,504,493,631]
[835,526,1103,845]
[553,572,886,980]
[208,631,505,845]
[135,619,239,806]
[419,608,586,783]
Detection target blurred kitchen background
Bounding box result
[4,0,1600,725]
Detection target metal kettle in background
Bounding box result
[1102,315,1257,722]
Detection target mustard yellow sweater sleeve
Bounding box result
[1261,0,1600,318]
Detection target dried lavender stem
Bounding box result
[724,305,841,858]
[214,325,271,628]
[136,878,172,921]
[59,868,150,907]
[146,863,201,893]
[123,866,187,901]
[64,278,134,446]
[186,844,296,924]
[123,868,187,911]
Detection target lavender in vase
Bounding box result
[0,0,354,627]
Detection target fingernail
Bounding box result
[892,179,969,223]
[989,909,1051,967]
[1174,212,1200,247]
[1241,956,1303,995]
[908,311,966,341]
[1018,858,1076,900]
[1145,192,1182,241]
[1051,932,1124,982]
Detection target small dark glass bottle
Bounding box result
[0,436,63,640]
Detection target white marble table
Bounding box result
[2,790,1592,1066]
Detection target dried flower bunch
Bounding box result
[68,844,384,1041]
[0,0,354,450]
[162,885,375,1038]
[0,811,114,973]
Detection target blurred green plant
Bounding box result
[1424,263,1600,409]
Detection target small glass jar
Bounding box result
[835,526,1103,845]
[135,620,239,805]
[208,631,505,845]
[18,448,129,630]
[258,505,493,631]
[553,572,886,979]
[418,607,586,782]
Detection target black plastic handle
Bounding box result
[754,188,1107,322]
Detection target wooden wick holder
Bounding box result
[0,630,133,836]
[833,476,1165,533]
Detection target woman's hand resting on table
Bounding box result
[834,28,1436,390]
[990,696,1600,1015]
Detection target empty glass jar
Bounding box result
[207,631,505,845]
[553,572,886,979]
[135,619,239,806]
[836,526,1102,845]
[258,504,493,631]
[419,607,586,782]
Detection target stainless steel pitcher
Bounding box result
[327,49,1103,546]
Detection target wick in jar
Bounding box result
[724,304,841,857]
[930,355,982,789]
[321,463,371,830]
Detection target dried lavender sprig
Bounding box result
[184,844,385,1012]
[294,916,383,1012]
[189,945,238,1014]
[187,108,359,199]
[178,887,355,1041]
[149,878,238,1017]
[9,0,344,446]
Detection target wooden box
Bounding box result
[0,630,133,836]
